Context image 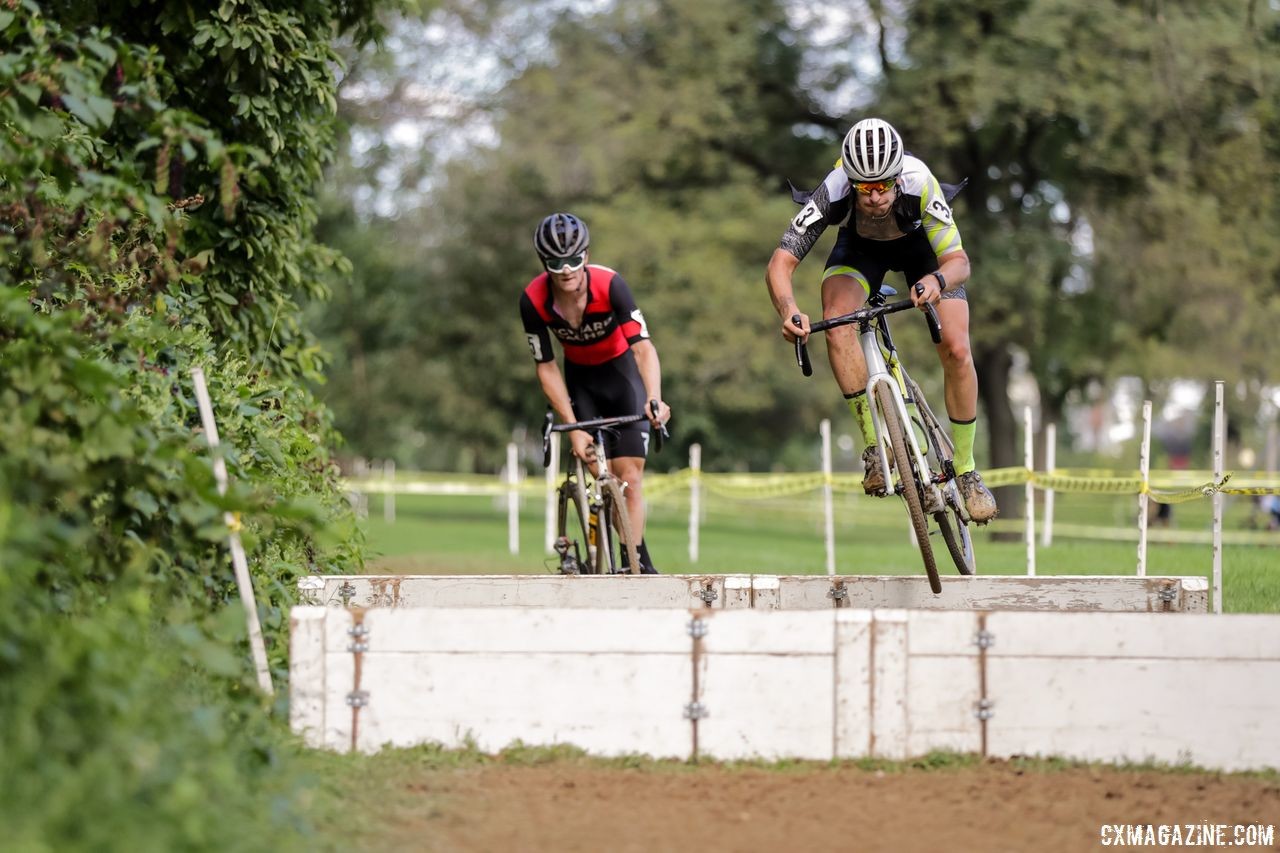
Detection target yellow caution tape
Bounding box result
[344,468,1280,504]
[641,469,693,498]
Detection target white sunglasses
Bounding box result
[543,253,586,273]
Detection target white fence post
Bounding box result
[688,443,702,564]
[190,368,274,697]
[820,419,835,576]
[507,442,519,556]
[1041,422,1056,548]
[1137,400,1152,577]
[1266,419,1278,475]
[1024,406,1036,577]
[352,457,368,520]
[545,433,559,554]
[383,458,396,524]
[1212,381,1225,614]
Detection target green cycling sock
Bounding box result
[951,417,977,475]
[845,390,876,447]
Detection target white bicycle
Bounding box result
[794,284,975,593]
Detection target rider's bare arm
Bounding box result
[913,249,972,305]
[936,250,970,290]
[630,339,670,426]
[535,360,577,426]
[765,249,808,341]
[768,177,840,340]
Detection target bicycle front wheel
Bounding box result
[595,479,640,575]
[556,475,593,574]
[875,382,941,594]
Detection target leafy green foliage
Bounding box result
[314,0,853,471]
[0,0,396,845]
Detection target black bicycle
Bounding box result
[541,401,668,575]
[794,284,975,593]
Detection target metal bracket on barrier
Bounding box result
[1158,585,1179,604]
[974,630,995,650]
[827,584,848,603]
[346,690,370,708]
[974,698,994,721]
[684,702,709,721]
[348,622,370,653]
[687,618,709,639]
[338,580,357,606]
[696,586,719,605]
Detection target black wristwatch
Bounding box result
[931,271,947,293]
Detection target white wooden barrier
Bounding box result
[289,606,1280,770]
[297,574,1209,612]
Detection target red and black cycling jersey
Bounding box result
[519,264,651,366]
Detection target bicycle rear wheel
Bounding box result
[906,376,976,576]
[595,479,639,575]
[875,382,941,594]
[555,472,593,575]
[934,486,975,575]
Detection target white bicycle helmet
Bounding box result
[841,118,904,182]
[533,212,590,259]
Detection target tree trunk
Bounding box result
[976,344,1023,532]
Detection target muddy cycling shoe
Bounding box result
[957,470,999,523]
[862,446,887,496]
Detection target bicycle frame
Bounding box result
[568,426,619,569]
[542,407,665,574]
[800,294,945,510]
[859,313,944,511]
[793,290,977,590]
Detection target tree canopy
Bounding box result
[315,0,1280,476]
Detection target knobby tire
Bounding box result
[875,382,942,594]
[557,474,593,574]
[598,478,640,575]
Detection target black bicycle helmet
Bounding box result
[533,212,590,259]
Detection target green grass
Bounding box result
[307,740,1279,783]
[356,491,1279,612]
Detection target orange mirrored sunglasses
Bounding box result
[854,179,898,195]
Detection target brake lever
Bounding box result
[791,313,813,377]
[649,398,670,451]
[542,410,554,468]
[913,283,943,343]
[924,303,942,343]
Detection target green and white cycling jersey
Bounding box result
[781,155,964,262]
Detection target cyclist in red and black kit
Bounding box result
[765,118,998,522]
[520,212,672,573]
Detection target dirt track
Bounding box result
[367,759,1280,853]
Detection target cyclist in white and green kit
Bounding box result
[764,118,998,522]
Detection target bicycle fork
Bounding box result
[861,327,942,510]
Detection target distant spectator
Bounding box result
[1263,494,1280,531]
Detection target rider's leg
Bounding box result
[610,456,646,537]
[934,293,997,521]
[822,271,873,442]
[823,270,890,494]
[934,295,978,472]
